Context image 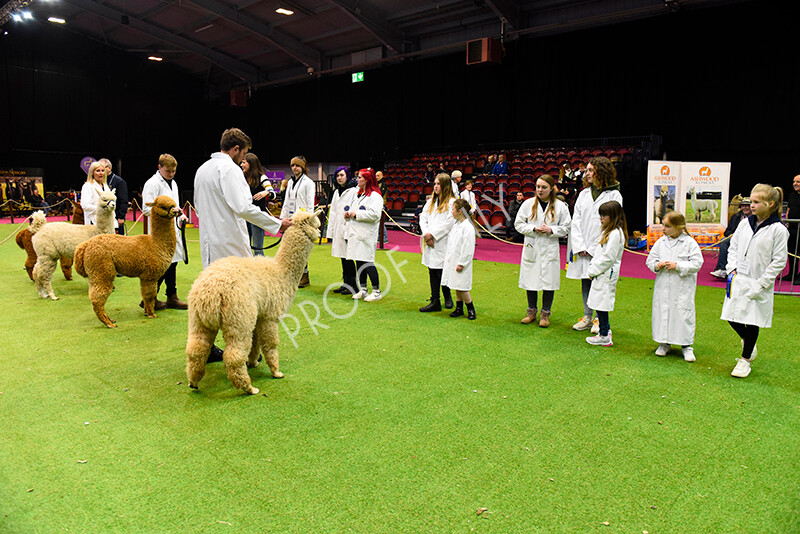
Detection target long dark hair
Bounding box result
[243,153,264,189]
[598,200,627,245]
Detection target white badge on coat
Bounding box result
[285,199,296,215]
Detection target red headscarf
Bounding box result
[358,168,381,196]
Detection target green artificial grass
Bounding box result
[1,223,798,532]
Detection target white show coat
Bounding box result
[566,187,623,279]
[515,198,571,291]
[194,152,282,268]
[646,233,703,345]
[343,190,383,263]
[326,186,357,259]
[586,227,624,312]
[460,189,477,212]
[720,216,788,328]
[420,197,456,269]
[80,181,119,228]
[142,171,185,263]
[441,218,476,291]
[280,174,315,218]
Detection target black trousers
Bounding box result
[728,321,759,360]
[157,262,177,296]
[428,268,451,301]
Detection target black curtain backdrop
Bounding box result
[2,0,798,217]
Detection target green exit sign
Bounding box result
[351,72,364,83]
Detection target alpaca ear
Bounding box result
[146,201,155,208]
[313,208,323,217]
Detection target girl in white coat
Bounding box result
[344,168,384,302]
[515,175,571,327]
[646,211,703,362]
[585,201,627,347]
[442,199,478,320]
[327,166,358,295]
[566,157,622,333]
[721,184,788,378]
[81,161,119,228]
[419,173,457,312]
[282,155,316,287]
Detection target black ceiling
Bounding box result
[1,0,750,93]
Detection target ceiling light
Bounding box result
[48,17,66,24]
[148,56,163,62]
[276,8,294,16]
[22,11,32,20]
[11,14,22,22]
[194,23,213,33]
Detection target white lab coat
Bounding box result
[441,218,476,291]
[194,152,282,268]
[326,186,357,259]
[460,189,477,212]
[720,216,788,328]
[343,190,383,263]
[80,181,119,228]
[566,187,623,279]
[586,227,624,312]
[646,233,703,345]
[420,197,456,269]
[515,198,571,291]
[280,173,315,218]
[142,171,185,263]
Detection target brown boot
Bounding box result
[166,293,188,310]
[140,299,167,310]
[298,272,310,288]
[539,309,551,328]
[521,307,537,324]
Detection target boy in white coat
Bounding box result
[646,211,703,362]
[282,155,316,287]
[442,199,477,319]
[721,184,789,378]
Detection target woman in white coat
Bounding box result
[282,155,316,287]
[566,156,622,333]
[721,184,789,378]
[442,199,478,319]
[343,168,384,302]
[646,211,703,362]
[585,201,627,347]
[515,175,571,327]
[419,173,457,312]
[327,166,358,295]
[81,161,119,228]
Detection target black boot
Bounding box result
[207,345,224,362]
[449,301,464,317]
[419,299,442,312]
[342,276,358,296]
[442,287,453,309]
[466,302,476,320]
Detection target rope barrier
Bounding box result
[0,219,30,245]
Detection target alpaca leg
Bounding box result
[88,279,117,328]
[60,255,73,281]
[221,333,258,394]
[247,329,260,368]
[186,320,216,389]
[34,257,58,299]
[140,279,159,318]
[257,320,284,379]
[25,258,35,281]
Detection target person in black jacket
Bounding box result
[710,197,751,278]
[781,174,800,283]
[100,158,129,235]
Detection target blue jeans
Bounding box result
[714,238,730,271]
[247,222,265,256]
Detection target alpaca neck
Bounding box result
[150,214,177,252]
[275,230,313,281]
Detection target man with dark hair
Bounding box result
[782,174,800,284]
[100,158,129,235]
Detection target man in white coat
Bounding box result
[281,155,316,287]
[141,153,188,310]
[194,128,292,361]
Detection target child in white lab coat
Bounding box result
[585,200,627,347]
[721,184,788,378]
[442,199,477,319]
[646,211,703,362]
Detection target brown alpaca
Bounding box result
[186,210,321,395]
[16,202,85,281]
[74,195,181,328]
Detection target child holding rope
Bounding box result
[442,199,478,319]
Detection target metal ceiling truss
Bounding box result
[327,0,405,54]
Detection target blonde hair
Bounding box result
[750,183,784,216]
[86,161,108,186]
[428,173,456,214]
[158,153,177,169]
[662,210,689,235]
[530,174,558,222]
[453,198,478,232]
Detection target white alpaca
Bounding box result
[688,187,717,222]
[654,185,668,224]
[185,210,321,395]
[30,190,117,300]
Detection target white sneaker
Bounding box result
[352,289,367,300]
[682,346,696,362]
[741,340,757,360]
[655,343,670,357]
[710,269,727,279]
[590,318,600,334]
[573,316,592,331]
[364,290,382,302]
[731,357,751,378]
[586,334,613,347]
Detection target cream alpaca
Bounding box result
[31,190,116,300]
[74,195,182,328]
[186,209,321,395]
